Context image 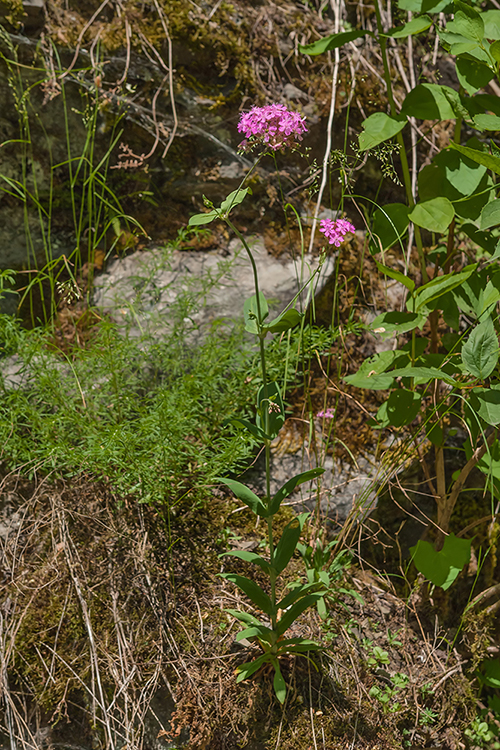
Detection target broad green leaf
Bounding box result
[256,381,285,440]
[220,187,251,214]
[358,113,407,151]
[384,14,432,38]
[376,389,421,428]
[370,311,426,340]
[449,141,500,176]
[221,573,274,617]
[276,593,324,635]
[264,308,303,334]
[221,549,273,574]
[455,58,495,96]
[408,197,455,233]
[400,83,458,120]
[272,660,287,703]
[269,468,324,516]
[462,318,499,379]
[243,292,269,333]
[236,653,270,682]
[453,173,495,222]
[448,1,484,42]
[469,387,500,425]
[370,203,410,252]
[375,261,415,292]
[482,10,500,40]
[344,350,398,390]
[412,265,476,312]
[481,658,500,688]
[188,210,218,226]
[480,199,500,230]
[490,40,500,63]
[216,477,268,517]
[410,534,471,590]
[418,148,486,202]
[274,518,302,574]
[461,222,499,255]
[481,271,500,315]
[474,114,500,131]
[298,29,369,55]
[398,0,451,12]
[471,94,500,118]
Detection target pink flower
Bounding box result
[317,408,335,419]
[319,218,355,247]
[237,104,307,151]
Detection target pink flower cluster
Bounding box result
[319,218,356,247]
[237,104,307,151]
[317,408,335,419]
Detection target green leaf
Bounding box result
[298,29,369,55]
[370,203,410,253]
[400,83,458,120]
[272,660,287,703]
[358,113,407,151]
[376,389,421,428]
[269,468,324,516]
[384,14,432,38]
[480,199,500,230]
[226,609,263,627]
[375,261,415,292]
[455,58,495,96]
[274,517,302,574]
[408,197,455,233]
[236,653,270,682]
[220,187,251,214]
[418,148,487,202]
[482,10,500,40]
[215,477,268,517]
[389,366,458,385]
[481,658,500,688]
[264,308,303,334]
[256,381,285,440]
[221,549,273,575]
[370,311,426,340]
[469,387,500,425]
[412,265,476,312]
[277,581,321,611]
[228,417,267,442]
[410,534,471,590]
[462,318,499,379]
[344,350,398,390]
[235,625,274,643]
[449,141,500,177]
[398,0,451,11]
[276,593,324,635]
[188,210,218,226]
[450,1,484,43]
[221,573,274,617]
[243,292,269,333]
[490,40,500,63]
[474,114,500,131]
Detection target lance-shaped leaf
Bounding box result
[215,477,268,517]
[272,659,287,703]
[236,625,274,643]
[462,317,499,380]
[226,609,263,627]
[188,210,218,226]
[220,187,251,215]
[277,581,323,611]
[221,549,273,575]
[359,113,407,151]
[412,264,477,312]
[370,311,426,340]
[236,652,271,682]
[269,468,324,516]
[389,366,459,385]
[273,517,302,574]
[449,141,500,176]
[228,417,267,442]
[375,261,415,292]
[221,573,274,617]
[299,29,369,55]
[276,593,325,636]
[383,14,432,38]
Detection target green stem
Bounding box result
[373,0,427,283]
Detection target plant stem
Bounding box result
[373,0,427,283]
